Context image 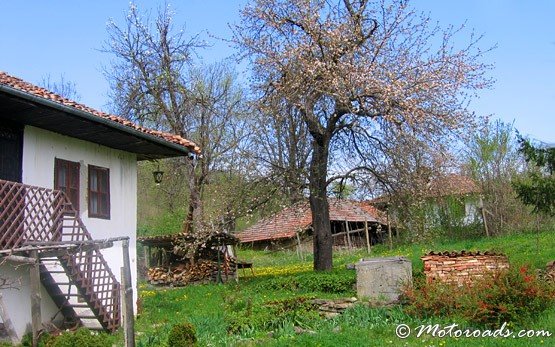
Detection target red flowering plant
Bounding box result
[402,265,555,327]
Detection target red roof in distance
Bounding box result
[235,199,386,243]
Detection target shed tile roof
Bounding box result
[0,71,200,154]
[354,201,388,224]
[235,199,385,243]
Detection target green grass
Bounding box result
[134,230,555,347]
[238,229,555,277]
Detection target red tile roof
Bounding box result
[354,201,388,224]
[428,174,481,197]
[0,71,201,154]
[369,174,481,206]
[235,199,385,243]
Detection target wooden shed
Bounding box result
[138,232,239,286]
[235,199,389,251]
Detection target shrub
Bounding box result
[403,266,555,327]
[225,295,320,334]
[167,321,197,347]
[256,271,355,294]
[137,332,163,347]
[44,328,113,347]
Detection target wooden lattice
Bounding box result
[0,179,121,331]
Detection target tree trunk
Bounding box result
[183,157,203,234]
[309,136,333,271]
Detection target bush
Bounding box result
[167,321,197,347]
[43,328,113,347]
[225,295,320,334]
[256,271,355,294]
[403,266,555,327]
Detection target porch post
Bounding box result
[122,239,135,347]
[29,250,41,347]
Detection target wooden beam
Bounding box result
[38,242,114,258]
[2,255,36,264]
[0,236,129,255]
[331,227,366,238]
[29,250,41,347]
[24,236,129,246]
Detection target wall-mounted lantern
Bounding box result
[152,162,164,185]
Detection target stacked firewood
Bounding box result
[147,257,237,286]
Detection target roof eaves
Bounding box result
[0,83,200,156]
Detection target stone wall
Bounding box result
[421,251,509,285]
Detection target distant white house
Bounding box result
[0,71,199,341]
[425,174,483,227]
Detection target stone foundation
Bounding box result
[421,251,509,286]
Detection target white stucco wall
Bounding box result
[1,125,139,337]
[463,199,480,225]
[0,261,62,340]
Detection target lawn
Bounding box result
[135,230,555,346]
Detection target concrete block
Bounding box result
[355,257,412,304]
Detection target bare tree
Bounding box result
[104,4,246,232]
[234,0,491,270]
[465,119,527,234]
[40,74,81,101]
[250,98,311,204]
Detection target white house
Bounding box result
[0,71,200,341]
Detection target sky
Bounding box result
[1,0,553,143]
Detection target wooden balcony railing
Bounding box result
[0,179,121,331]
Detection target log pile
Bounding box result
[147,258,237,286]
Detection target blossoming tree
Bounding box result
[234,0,491,270]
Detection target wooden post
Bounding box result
[120,270,127,343]
[386,209,393,250]
[0,293,19,344]
[145,246,151,269]
[479,196,490,237]
[364,219,371,253]
[29,250,40,347]
[122,239,135,347]
[344,219,352,250]
[295,232,304,261]
[481,207,490,237]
